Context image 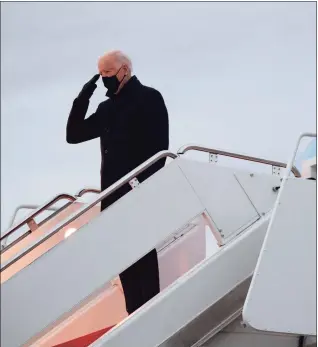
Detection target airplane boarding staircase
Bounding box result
[1,133,316,347]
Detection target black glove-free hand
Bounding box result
[78,74,100,100]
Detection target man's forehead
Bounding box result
[98,55,117,70]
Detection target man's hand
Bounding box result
[78,74,100,100]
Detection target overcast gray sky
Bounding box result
[1,1,316,231]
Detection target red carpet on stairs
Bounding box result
[52,325,115,347]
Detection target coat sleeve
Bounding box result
[66,97,103,144]
[143,90,169,154]
[136,90,169,183]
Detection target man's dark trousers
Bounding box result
[101,185,160,315]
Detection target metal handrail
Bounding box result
[265,132,316,253]
[1,151,177,272]
[0,204,74,254]
[177,144,301,178]
[2,188,102,248]
[1,194,77,245]
[7,205,59,229]
[76,188,101,197]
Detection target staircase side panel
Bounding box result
[243,178,316,335]
[1,161,204,347]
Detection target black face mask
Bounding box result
[102,67,124,97]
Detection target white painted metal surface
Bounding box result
[158,216,206,291]
[243,178,316,335]
[203,316,299,347]
[91,216,270,347]
[1,161,205,347]
[234,172,281,216]
[302,157,317,179]
[2,154,304,347]
[32,217,206,347]
[1,202,89,267]
[178,160,259,241]
[1,202,100,283]
[304,336,317,347]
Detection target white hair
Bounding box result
[107,50,133,72]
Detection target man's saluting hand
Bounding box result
[78,74,100,100]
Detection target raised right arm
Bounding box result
[66,74,102,144]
